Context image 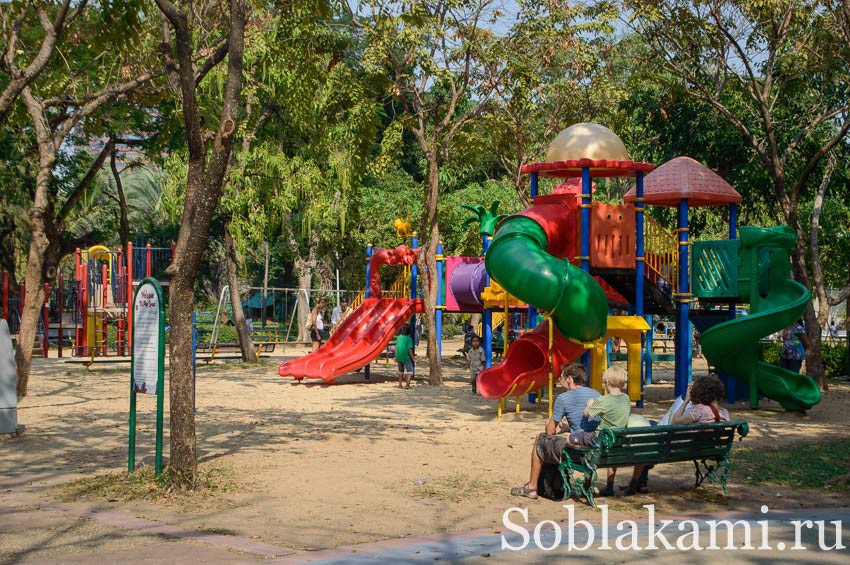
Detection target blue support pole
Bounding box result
[580,167,592,371]
[436,242,444,361]
[364,244,373,381]
[687,320,693,385]
[635,171,646,407]
[726,203,739,403]
[674,199,690,399]
[580,168,592,273]
[411,234,419,301]
[411,234,419,352]
[482,236,493,368]
[527,172,539,329]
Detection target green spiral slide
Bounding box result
[700,226,821,411]
[484,214,608,344]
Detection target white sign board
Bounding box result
[133,281,161,395]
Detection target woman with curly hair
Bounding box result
[672,375,730,424]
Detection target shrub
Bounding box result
[822,343,849,379]
[759,342,780,364]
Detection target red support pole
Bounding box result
[58,274,64,358]
[146,243,152,278]
[2,271,8,320]
[117,318,124,356]
[19,284,25,315]
[127,242,133,352]
[79,264,87,356]
[116,250,124,305]
[42,283,50,358]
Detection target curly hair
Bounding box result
[690,375,725,406]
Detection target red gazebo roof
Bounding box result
[623,157,741,207]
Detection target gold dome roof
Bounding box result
[545,123,629,162]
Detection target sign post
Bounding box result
[128,277,165,475]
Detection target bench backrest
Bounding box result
[591,419,748,467]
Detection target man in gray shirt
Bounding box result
[510,363,599,499]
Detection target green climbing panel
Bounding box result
[692,240,740,301]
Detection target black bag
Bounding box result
[536,463,565,501]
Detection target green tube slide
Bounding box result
[700,226,821,411]
[484,215,608,342]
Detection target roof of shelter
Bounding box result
[623,156,741,207]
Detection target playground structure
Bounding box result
[476,123,820,413]
[0,243,172,359]
[279,122,821,413]
[73,243,172,359]
[278,230,529,382]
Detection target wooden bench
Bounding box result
[558,419,749,507]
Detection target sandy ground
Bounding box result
[2,341,849,561]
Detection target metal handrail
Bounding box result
[644,216,678,290]
[329,269,412,336]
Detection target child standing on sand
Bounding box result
[395,325,415,388]
[466,335,485,394]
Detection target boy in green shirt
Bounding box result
[567,365,631,496]
[395,325,415,388]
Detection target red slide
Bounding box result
[278,297,424,382]
[476,320,586,399]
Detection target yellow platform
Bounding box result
[589,315,650,402]
[481,280,526,309]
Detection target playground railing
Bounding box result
[477,311,505,336]
[644,216,677,290]
[384,266,411,299]
[329,270,414,337]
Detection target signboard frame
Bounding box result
[128,277,165,475]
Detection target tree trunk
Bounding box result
[791,246,826,389]
[295,263,312,343]
[224,219,257,362]
[15,90,58,398]
[111,149,131,246]
[157,0,245,477]
[422,154,442,385]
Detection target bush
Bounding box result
[442,322,462,339]
[759,342,780,364]
[759,340,848,379]
[822,343,849,379]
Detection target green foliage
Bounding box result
[822,343,849,380]
[758,341,847,379]
[759,342,781,365]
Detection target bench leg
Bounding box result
[693,455,730,495]
[718,453,731,495]
[581,470,598,509]
[558,456,598,508]
[693,459,714,488]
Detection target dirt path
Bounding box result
[2,347,848,561]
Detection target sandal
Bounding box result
[510,484,538,499]
[595,484,614,497]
